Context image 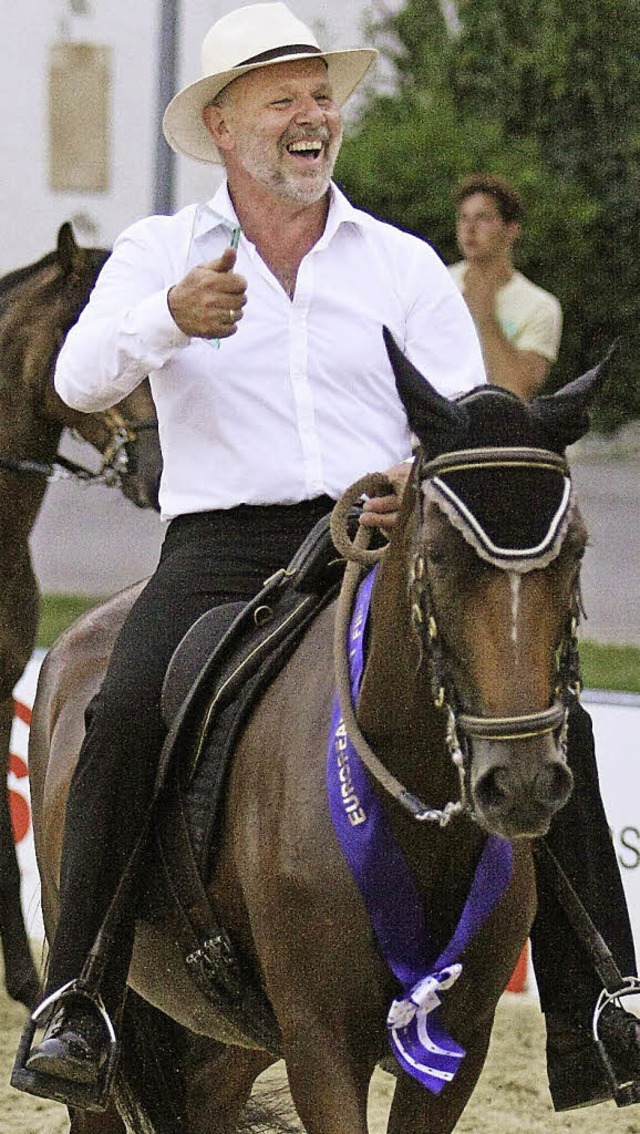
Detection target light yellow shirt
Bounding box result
[449,262,563,362]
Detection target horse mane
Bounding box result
[0,240,109,406]
[0,251,60,303]
[0,243,109,313]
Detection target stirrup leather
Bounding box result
[11,980,118,1112]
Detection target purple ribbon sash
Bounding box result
[327,567,513,1093]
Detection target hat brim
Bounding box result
[162,48,377,164]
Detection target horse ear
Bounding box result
[57,222,83,275]
[383,327,467,453]
[529,341,619,451]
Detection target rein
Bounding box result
[331,474,467,826]
[331,450,583,826]
[0,409,157,488]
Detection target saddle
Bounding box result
[150,510,358,1052]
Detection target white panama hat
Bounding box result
[162,2,378,164]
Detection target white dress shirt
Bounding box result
[55,182,486,521]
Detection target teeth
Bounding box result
[288,140,322,153]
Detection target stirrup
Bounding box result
[10,980,119,1112]
[592,976,640,1108]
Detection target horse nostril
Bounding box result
[474,766,510,812]
[534,762,574,808]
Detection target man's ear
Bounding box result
[202,104,234,154]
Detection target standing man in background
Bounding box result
[450,173,562,400]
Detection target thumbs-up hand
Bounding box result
[168,246,247,339]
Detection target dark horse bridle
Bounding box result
[332,446,584,827]
[0,407,157,489]
[403,445,583,820]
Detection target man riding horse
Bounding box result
[16,0,640,1116]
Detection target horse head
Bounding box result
[51,224,162,510]
[384,329,614,839]
[55,221,110,317]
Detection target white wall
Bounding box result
[2,1,158,271]
[1,1,394,275]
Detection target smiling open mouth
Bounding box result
[286,139,323,160]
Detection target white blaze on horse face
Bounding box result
[509,572,521,647]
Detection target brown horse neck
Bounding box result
[355,488,462,818]
[354,521,485,931]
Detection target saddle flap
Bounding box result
[161,602,244,726]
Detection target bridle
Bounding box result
[0,407,158,488]
[411,445,582,738]
[332,448,584,826]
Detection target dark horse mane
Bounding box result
[0,250,60,300]
[0,246,105,302]
[0,231,109,403]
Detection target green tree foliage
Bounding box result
[337,0,640,429]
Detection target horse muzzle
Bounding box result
[462,705,574,838]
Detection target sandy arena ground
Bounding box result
[1,962,638,1134]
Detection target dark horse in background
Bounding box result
[25,339,606,1134]
[0,224,161,1013]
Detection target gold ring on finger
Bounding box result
[229,308,235,321]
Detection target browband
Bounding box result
[421,447,569,479]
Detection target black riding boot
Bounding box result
[531,701,640,1110]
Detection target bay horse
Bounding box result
[0,223,161,1015]
[24,335,607,1134]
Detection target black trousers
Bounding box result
[45,497,335,1004]
[45,501,637,1025]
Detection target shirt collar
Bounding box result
[192,183,239,242]
[317,183,367,248]
[192,180,367,248]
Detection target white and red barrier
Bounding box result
[9,650,45,940]
[7,657,640,983]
